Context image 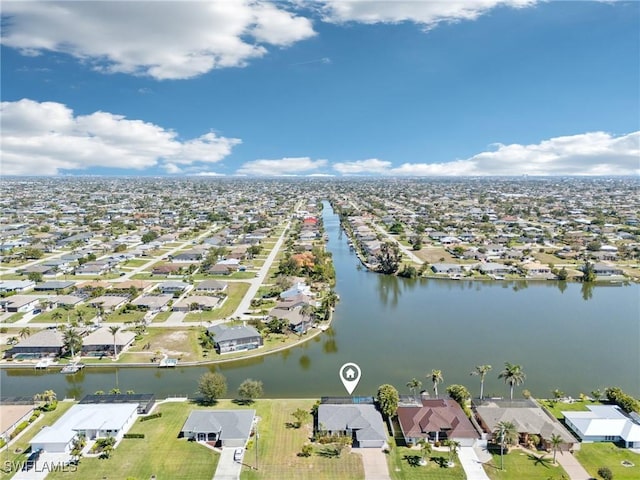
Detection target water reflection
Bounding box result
[299,355,311,370]
[581,282,594,301]
[377,274,402,307]
[323,338,338,354]
[557,281,568,294]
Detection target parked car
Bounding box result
[233,447,245,462]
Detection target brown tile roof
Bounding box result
[397,399,479,440]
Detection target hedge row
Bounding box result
[139,412,162,422]
[123,433,145,439]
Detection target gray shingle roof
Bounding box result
[207,324,260,342]
[181,410,255,441]
[318,404,387,442]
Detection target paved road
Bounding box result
[9,453,73,480]
[371,222,424,264]
[457,446,491,480]
[212,447,242,480]
[354,448,392,480]
[231,219,291,319]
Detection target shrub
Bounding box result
[123,433,145,439]
[298,444,313,457]
[597,466,613,480]
[140,412,162,422]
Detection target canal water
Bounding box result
[1,202,638,400]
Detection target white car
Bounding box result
[233,447,245,462]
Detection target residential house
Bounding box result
[430,263,465,275]
[317,404,387,448]
[30,403,138,453]
[157,281,191,295]
[0,280,35,293]
[592,263,624,276]
[6,329,65,358]
[81,327,136,357]
[87,295,129,313]
[34,280,75,292]
[131,294,173,312]
[79,393,155,414]
[195,280,228,293]
[207,324,263,354]
[180,409,255,447]
[173,295,221,312]
[474,399,577,451]
[563,405,640,448]
[0,295,41,313]
[397,398,480,447]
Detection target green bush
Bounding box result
[597,466,613,480]
[123,433,145,439]
[139,412,162,422]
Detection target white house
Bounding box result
[563,405,640,448]
[30,403,138,453]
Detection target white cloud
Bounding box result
[317,0,537,28]
[0,98,241,175]
[1,1,315,80]
[237,157,328,176]
[333,158,392,174]
[330,131,640,176]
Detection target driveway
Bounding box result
[555,450,592,480]
[457,446,490,480]
[212,447,242,480]
[353,448,391,480]
[10,453,73,480]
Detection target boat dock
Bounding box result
[61,362,85,374]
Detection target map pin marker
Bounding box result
[339,362,361,395]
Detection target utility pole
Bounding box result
[254,422,259,471]
[500,426,505,471]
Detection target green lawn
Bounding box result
[575,443,640,480]
[107,308,146,323]
[0,401,75,480]
[539,399,603,420]
[483,450,569,480]
[47,402,219,480]
[388,445,465,480]
[151,310,172,323]
[184,282,249,321]
[29,306,97,324]
[239,399,364,480]
[3,312,25,323]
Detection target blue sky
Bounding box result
[1,0,639,176]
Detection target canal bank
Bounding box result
[1,201,638,400]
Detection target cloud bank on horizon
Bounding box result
[2,99,637,177]
[1,1,637,177]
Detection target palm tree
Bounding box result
[19,327,31,339]
[407,378,422,403]
[63,327,82,358]
[109,325,121,357]
[418,439,431,465]
[443,439,460,466]
[494,420,518,471]
[34,389,57,405]
[52,310,63,328]
[550,433,562,463]
[428,369,443,398]
[471,364,492,400]
[498,362,526,400]
[495,421,518,447]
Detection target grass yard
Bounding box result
[413,247,458,264]
[388,445,465,480]
[575,443,640,480]
[29,306,97,324]
[47,402,219,480]
[238,399,364,480]
[2,312,26,323]
[483,450,569,480]
[0,401,75,480]
[538,399,602,420]
[107,308,146,323]
[151,310,173,323]
[117,327,203,363]
[184,282,250,321]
